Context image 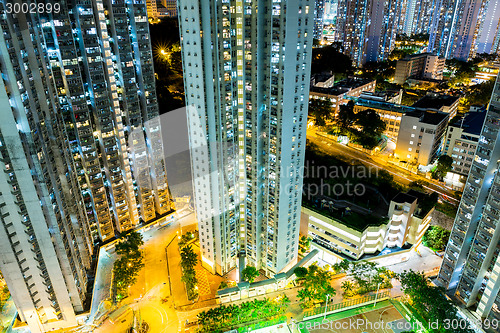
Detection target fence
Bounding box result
[303,291,391,320]
[236,315,288,333]
[389,298,428,333]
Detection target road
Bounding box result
[86,209,197,333]
[307,131,460,204]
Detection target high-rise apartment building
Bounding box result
[470,0,500,57]
[0,1,170,331]
[146,0,158,19]
[313,0,325,40]
[428,0,500,61]
[402,0,434,36]
[178,0,313,277]
[336,0,402,66]
[437,75,500,323]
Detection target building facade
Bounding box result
[0,1,171,331]
[394,111,448,166]
[178,0,314,277]
[301,191,432,262]
[437,75,500,323]
[309,78,376,114]
[443,110,486,176]
[428,0,500,61]
[313,0,325,40]
[402,0,434,36]
[159,0,178,17]
[336,0,402,66]
[394,53,445,85]
[354,99,412,140]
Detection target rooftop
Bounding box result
[407,189,437,218]
[404,110,449,125]
[356,98,415,114]
[303,201,387,232]
[392,192,417,204]
[412,93,460,110]
[310,77,375,96]
[401,52,433,60]
[450,110,487,136]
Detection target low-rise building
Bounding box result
[354,98,414,140]
[395,110,449,166]
[473,61,499,84]
[310,77,376,114]
[158,0,177,17]
[394,53,445,84]
[359,90,402,104]
[444,109,487,176]
[412,92,460,120]
[301,191,433,263]
[311,72,335,88]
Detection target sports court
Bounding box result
[296,300,418,333]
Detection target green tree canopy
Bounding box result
[337,101,356,130]
[354,109,386,136]
[309,98,333,127]
[241,266,259,283]
[112,231,145,299]
[115,231,144,257]
[297,264,336,305]
[432,155,453,179]
[311,44,353,75]
[294,266,308,279]
[398,270,473,333]
[423,226,450,251]
[180,245,198,271]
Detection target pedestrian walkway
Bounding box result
[196,267,211,296]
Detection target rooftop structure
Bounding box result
[310,78,376,113]
[412,93,460,119]
[301,191,433,262]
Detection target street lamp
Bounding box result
[323,294,330,320]
[373,282,381,307]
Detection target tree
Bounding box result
[423,226,451,251]
[311,45,353,75]
[241,266,259,283]
[309,99,333,127]
[180,245,198,271]
[397,270,473,333]
[353,109,387,149]
[218,281,229,290]
[341,281,355,297]
[115,231,144,257]
[337,101,356,131]
[432,155,453,179]
[297,264,336,306]
[294,266,308,280]
[298,235,311,254]
[355,109,386,136]
[113,231,145,299]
